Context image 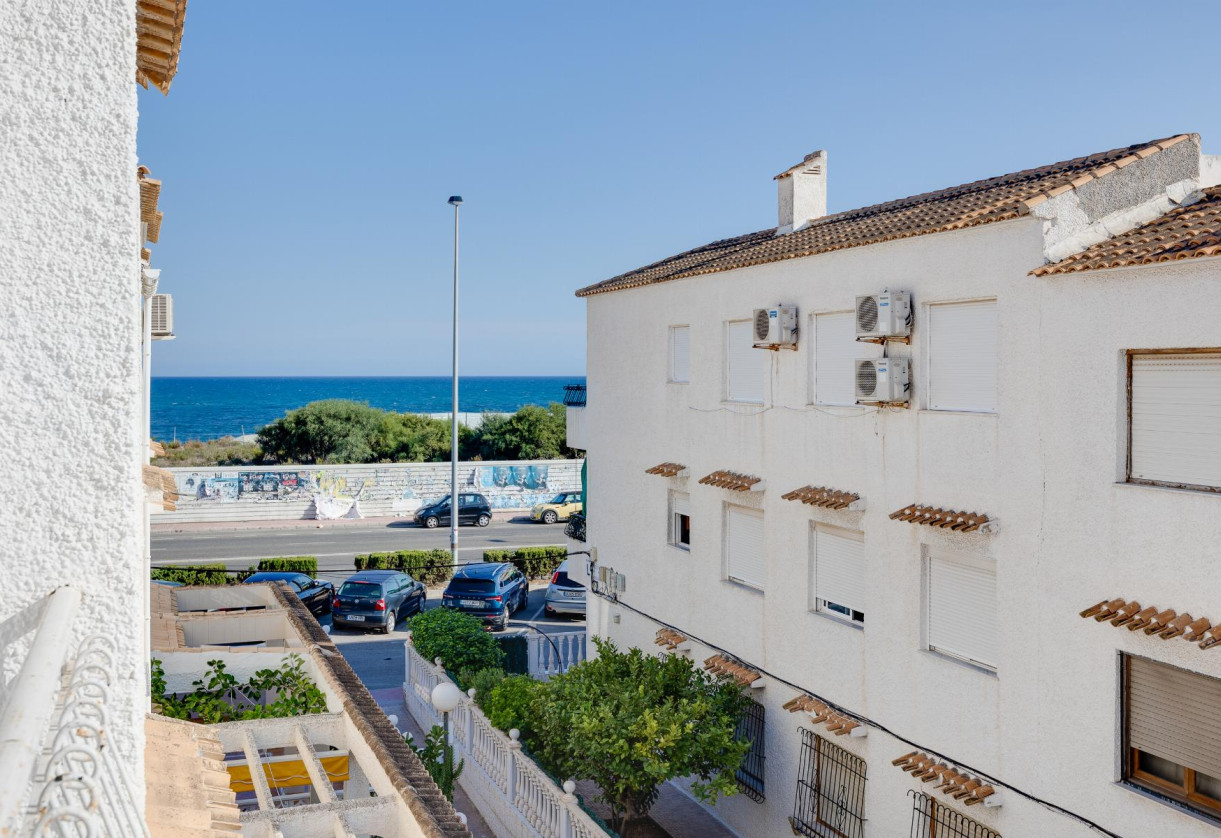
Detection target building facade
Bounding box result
[573,135,1221,837]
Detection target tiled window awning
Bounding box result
[698,470,763,492]
[889,504,994,533]
[783,694,860,736]
[136,0,188,94]
[139,167,164,246]
[781,486,862,510]
[704,654,761,687]
[1081,598,1220,650]
[143,463,180,511]
[654,628,688,650]
[645,463,687,478]
[893,751,996,806]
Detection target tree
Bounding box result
[256,400,384,464]
[534,638,750,836]
[408,608,505,674]
[476,403,570,460]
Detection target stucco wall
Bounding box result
[0,0,145,779]
[581,215,1221,837]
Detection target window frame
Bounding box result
[924,548,998,673]
[810,524,866,626]
[725,319,766,404]
[669,324,691,384]
[925,298,998,414]
[669,491,691,551]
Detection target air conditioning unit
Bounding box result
[150,293,174,338]
[855,357,910,404]
[855,290,911,339]
[753,304,798,348]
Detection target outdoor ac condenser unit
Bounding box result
[150,293,174,338]
[855,290,910,339]
[752,304,798,348]
[855,357,909,404]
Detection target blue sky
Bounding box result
[140,1,1221,377]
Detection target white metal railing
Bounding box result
[527,632,586,681]
[404,641,608,838]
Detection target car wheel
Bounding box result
[424,516,439,529]
[476,513,491,528]
[542,510,558,525]
[545,605,555,617]
[383,610,397,634]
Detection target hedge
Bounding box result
[483,546,567,579]
[151,564,236,585]
[353,549,454,585]
[255,556,317,577]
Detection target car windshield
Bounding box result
[338,581,383,598]
[550,493,567,503]
[447,579,495,594]
[433,495,450,507]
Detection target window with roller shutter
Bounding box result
[670,325,690,384]
[726,320,766,403]
[1124,654,1221,820]
[669,491,690,550]
[927,300,997,413]
[925,550,998,671]
[1128,351,1221,490]
[812,311,864,407]
[811,525,865,624]
[725,505,765,590]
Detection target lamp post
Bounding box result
[430,681,462,798]
[447,196,463,566]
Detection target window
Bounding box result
[792,729,867,838]
[812,526,865,624]
[669,492,691,550]
[1124,655,1221,820]
[908,790,1001,838]
[734,698,766,802]
[813,311,865,406]
[926,551,998,671]
[927,300,998,412]
[726,320,766,403]
[670,325,691,383]
[725,505,765,589]
[1129,352,1221,490]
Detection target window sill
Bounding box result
[723,578,764,596]
[668,543,691,554]
[1118,479,1221,497]
[668,380,690,385]
[811,610,864,632]
[917,408,998,418]
[923,648,998,679]
[1119,781,1221,829]
[722,400,765,408]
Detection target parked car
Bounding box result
[414,493,492,529]
[543,559,586,618]
[332,570,426,633]
[244,572,334,616]
[530,492,583,524]
[440,562,528,631]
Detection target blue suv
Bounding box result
[441,562,528,631]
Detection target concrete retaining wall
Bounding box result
[160,459,583,524]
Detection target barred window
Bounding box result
[791,729,866,838]
[734,698,765,801]
[909,790,1001,838]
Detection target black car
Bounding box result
[332,570,426,634]
[244,572,334,616]
[414,493,493,529]
[440,562,528,631]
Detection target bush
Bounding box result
[497,634,530,675]
[481,545,566,579]
[353,550,454,585]
[151,564,235,585]
[457,667,506,709]
[409,608,504,673]
[483,675,547,746]
[256,556,317,576]
[152,654,328,723]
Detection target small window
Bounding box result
[1124,655,1221,821]
[670,492,691,550]
[928,300,998,412]
[1129,352,1221,490]
[726,320,766,403]
[792,729,867,838]
[670,325,691,383]
[926,550,998,671]
[734,698,766,802]
[812,526,865,624]
[725,505,765,589]
[813,311,873,406]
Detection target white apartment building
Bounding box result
[572,134,1221,838]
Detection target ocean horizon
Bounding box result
[152,375,585,441]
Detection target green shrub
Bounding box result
[152,654,328,723]
[151,565,235,585]
[256,556,317,576]
[481,549,514,563]
[513,546,567,579]
[497,634,530,675]
[409,608,504,673]
[483,675,547,746]
[457,667,507,709]
[395,549,453,585]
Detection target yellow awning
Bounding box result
[227,754,349,794]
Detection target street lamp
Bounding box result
[431,681,462,797]
[447,195,463,567]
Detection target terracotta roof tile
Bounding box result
[1081,597,1221,650]
[576,137,1191,297]
[1033,186,1221,276]
[645,463,687,477]
[781,485,860,510]
[890,504,992,532]
[136,0,188,94]
[783,693,860,736]
[703,654,760,687]
[654,628,687,650]
[892,751,996,806]
[698,470,762,492]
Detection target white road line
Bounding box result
[526,602,547,622]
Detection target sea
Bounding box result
[151,376,585,442]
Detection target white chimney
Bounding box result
[775,150,827,234]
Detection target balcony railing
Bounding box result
[564,513,586,543]
[563,385,586,407]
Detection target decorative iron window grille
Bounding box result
[734,698,766,802]
[791,728,867,838]
[563,384,587,407]
[908,790,1001,838]
[564,513,586,543]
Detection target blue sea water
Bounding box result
[152,376,585,441]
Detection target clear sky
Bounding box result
[139,0,1221,377]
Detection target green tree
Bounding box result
[257,400,384,463]
[408,608,505,673]
[373,412,477,462]
[476,403,571,460]
[534,638,750,837]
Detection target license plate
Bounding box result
[460,599,484,608]
[562,591,582,598]
[347,615,365,622]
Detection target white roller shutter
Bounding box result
[1130,353,1221,488]
[727,320,766,403]
[726,506,765,589]
[814,528,865,615]
[1128,655,1221,780]
[671,492,690,517]
[814,312,858,406]
[927,552,998,670]
[928,300,998,412]
[670,326,691,383]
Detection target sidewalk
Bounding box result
[150,511,529,534]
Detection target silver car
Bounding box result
[543,559,586,617]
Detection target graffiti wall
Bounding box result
[163,459,584,523]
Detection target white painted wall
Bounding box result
[0,0,145,783]
[580,213,1221,837]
